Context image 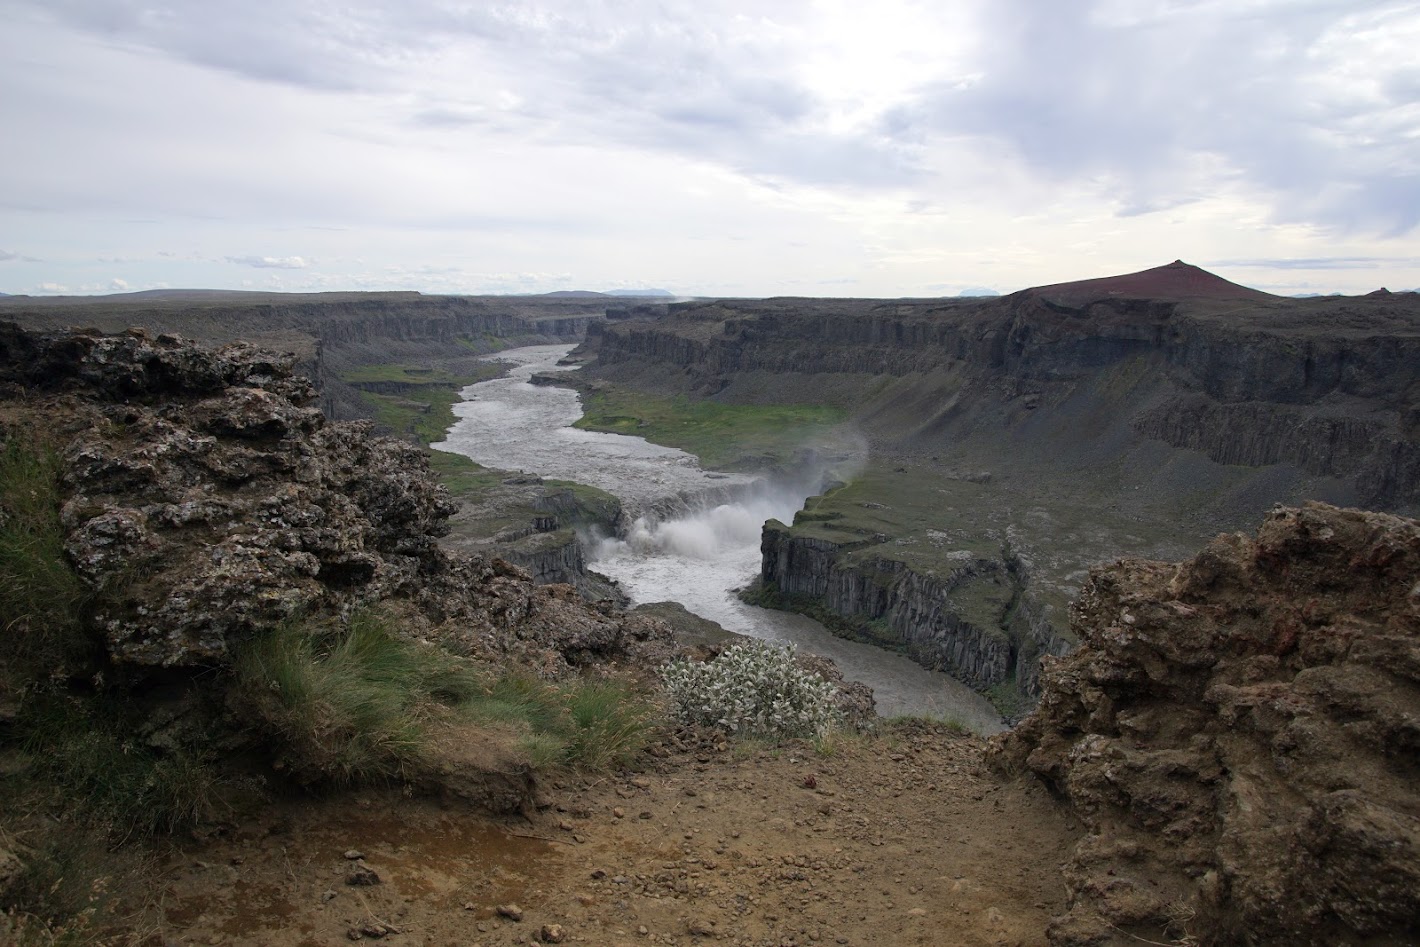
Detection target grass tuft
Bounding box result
[0,434,97,676]
[234,610,658,784]
[14,693,229,840]
[232,609,482,785]
[461,672,656,772]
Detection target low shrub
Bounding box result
[660,641,841,740]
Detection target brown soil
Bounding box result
[151,724,1079,947]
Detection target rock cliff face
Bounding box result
[993,503,1420,946]
[580,269,1420,508]
[0,323,668,674]
[758,522,1071,701]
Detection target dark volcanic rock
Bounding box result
[1,324,671,673]
[993,503,1420,946]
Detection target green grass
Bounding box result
[461,673,656,772]
[986,680,1029,721]
[361,386,470,447]
[232,609,483,785]
[12,692,230,840]
[234,610,657,783]
[0,435,96,673]
[574,386,847,469]
[789,464,1004,571]
[343,361,502,447]
[426,449,506,498]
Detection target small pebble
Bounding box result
[346,866,381,887]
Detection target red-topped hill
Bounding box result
[1024,260,1277,306]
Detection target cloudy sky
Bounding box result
[1,0,1417,298]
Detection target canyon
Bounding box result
[2,266,1417,945]
[573,262,1420,711]
[5,268,1418,717]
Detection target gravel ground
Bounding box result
[155,723,1081,947]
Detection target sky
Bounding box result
[1,0,1417,299]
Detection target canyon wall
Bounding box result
[0,291,609,422]
[579,266,1420,705]
[757,522,1071,705]
[582,289,1420,507]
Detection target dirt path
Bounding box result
[156,725,1080,947]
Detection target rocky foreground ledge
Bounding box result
[996,502,1420,945]
[0,323,672,677]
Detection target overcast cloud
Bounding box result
[1,0,1416,297]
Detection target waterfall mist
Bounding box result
[598,485,805,563]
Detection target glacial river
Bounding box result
[433,344,1004,732]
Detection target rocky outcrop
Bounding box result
[993,503,1420,946]
[0,323,670,675]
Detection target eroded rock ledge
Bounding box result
[0,322,670,675]
[994,502,1420,946]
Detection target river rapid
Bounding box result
[433,344,1004,732]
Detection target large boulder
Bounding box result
[993,503,1420,946]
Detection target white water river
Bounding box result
[433,344,1004,732]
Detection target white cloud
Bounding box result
[0,0,1416,297]
[226,255,311,269]
[109,277,129,290]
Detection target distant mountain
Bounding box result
[1026,260,1275,305]
[956,287,1001,298]
[539,290,608,298]
[607,288,675,297]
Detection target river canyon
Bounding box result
[432,343,1005,730]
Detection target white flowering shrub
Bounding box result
[660,641,841,739]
